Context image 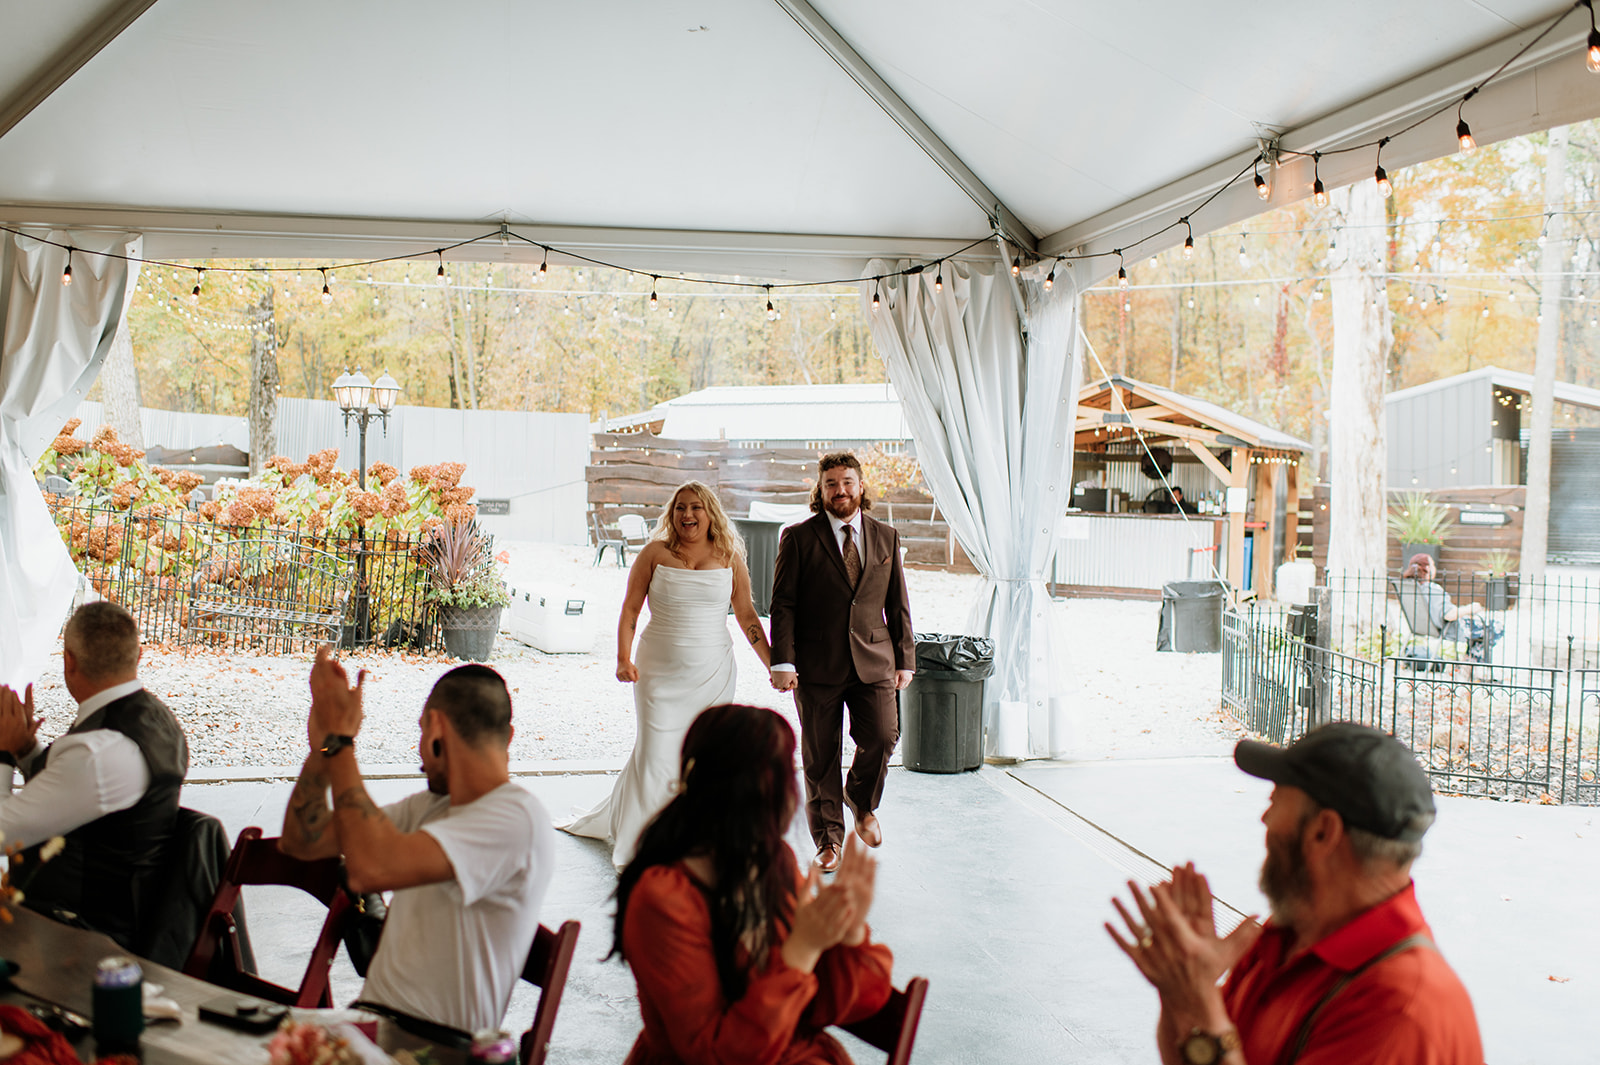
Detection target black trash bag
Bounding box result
[913,633,995,681]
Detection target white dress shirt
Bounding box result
[772,510,865,676]
[0,679,152,849]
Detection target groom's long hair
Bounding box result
[809,452,874,514]
[612,704,799,1002]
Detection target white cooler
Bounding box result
[506,585,598,653]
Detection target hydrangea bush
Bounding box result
[34,420,490,649]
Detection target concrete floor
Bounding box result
[183,760,1599,1064]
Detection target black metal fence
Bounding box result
[1222,572,1600,803]
[48,499,442,654]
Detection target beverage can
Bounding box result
[92,955,144,1052]
[469,1028,517,1063]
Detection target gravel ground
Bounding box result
[22,542,1242,769]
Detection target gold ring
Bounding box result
[1138,933,1154,949]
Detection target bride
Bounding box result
[562,481,772,869]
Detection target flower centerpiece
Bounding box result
[266,1019,363,1065]
[421,520,509,661]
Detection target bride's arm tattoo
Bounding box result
[746,622,763,646]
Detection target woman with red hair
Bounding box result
[613,704,893,1065]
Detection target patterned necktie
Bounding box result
[842,524,861,587]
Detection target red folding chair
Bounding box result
[840,976,930,1065]
[183,827,355,1008]
[519,920,580,1065]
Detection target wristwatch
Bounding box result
[318,734,355,758]
[1178,1027,1241,1065]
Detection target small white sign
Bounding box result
[1226,487,1248,513]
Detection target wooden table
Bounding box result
[0,905,462,1064]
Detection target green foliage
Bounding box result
[420,520,509,610]
[1481,549,1518,576]
[1387,491,1452,545]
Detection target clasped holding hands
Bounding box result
[782,836,877,972]
[0,684,42,760]
[307,645,366,749]
[1105,863,1261,1025]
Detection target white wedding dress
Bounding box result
[562,566,736,869]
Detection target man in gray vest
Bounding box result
[0,602,188,949]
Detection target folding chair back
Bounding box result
[840,976,929,1065]
[617,513,650,545]
[591,510,628,567]
[519,920,581,1065]
[183,827,354,1008]
[1392,578,1446,639]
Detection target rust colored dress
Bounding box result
[622,850,894,1065]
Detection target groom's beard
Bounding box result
[824,495,860,520]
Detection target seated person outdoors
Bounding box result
[280,649,554,1036]
[0,602,188,950]
[1107,722,1481,1064]
[613,703,892,1065]
[1399,553,1500,660]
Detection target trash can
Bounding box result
[902,633,994,773]
[1156,579,1227,653]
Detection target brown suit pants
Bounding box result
[798,673,899,850]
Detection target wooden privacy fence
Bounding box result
[588,432,976,571]
[1307,483,1524,581]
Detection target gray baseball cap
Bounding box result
[1234,722,1436,842]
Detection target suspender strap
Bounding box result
[1279,933,1436,1065]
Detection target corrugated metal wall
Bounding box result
[1052,515,1222,589]
[1549,428,1600,563]
[1387,375,1496,489]
[66,399,587,544]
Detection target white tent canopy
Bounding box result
[4,0,1600,739]
[2,1,1598,277]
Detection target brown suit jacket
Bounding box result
[770,512,915,686]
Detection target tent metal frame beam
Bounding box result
[0,204,993,281]
[771,0,1037,252]
[1041,16,1600,269]
[0,0,161,142]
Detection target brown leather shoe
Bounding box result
[815,844,842,873]
[855,813,883,849]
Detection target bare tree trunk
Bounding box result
[100,302,143,448]
[1327,180,1392,579]
[1521,126,1568,584]
[247,284,279,477]
[1168,292,1181,389]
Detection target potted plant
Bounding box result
[1481,548,1518,611]
[421,520,509,661]
[1388,491,1452,570]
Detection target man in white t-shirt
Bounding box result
[280,649,554,1034]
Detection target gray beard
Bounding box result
[1259,832,1311,927]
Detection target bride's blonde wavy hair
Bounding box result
[652,481,746,564]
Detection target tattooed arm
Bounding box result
[280,754,340,860]
[731,555,773,669]
[323,748,453,894]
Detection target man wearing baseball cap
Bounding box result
[1106,722,1482,1064]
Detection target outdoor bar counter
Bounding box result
[1052,511,1225,598]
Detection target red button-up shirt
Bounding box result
[1221,883,1483,1064]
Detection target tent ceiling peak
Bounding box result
[772,0,1036,252]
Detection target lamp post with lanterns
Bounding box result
[331,369,400,645]
[331,368,401,489]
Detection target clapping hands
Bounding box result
[0,684,42,760]
[783,836,877,972]
[1105,863,1260,1023]
[307,645,365,749]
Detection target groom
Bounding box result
[770,452,914,872]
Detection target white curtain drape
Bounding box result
[864,254,1081,759]
[0,230,139,687]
